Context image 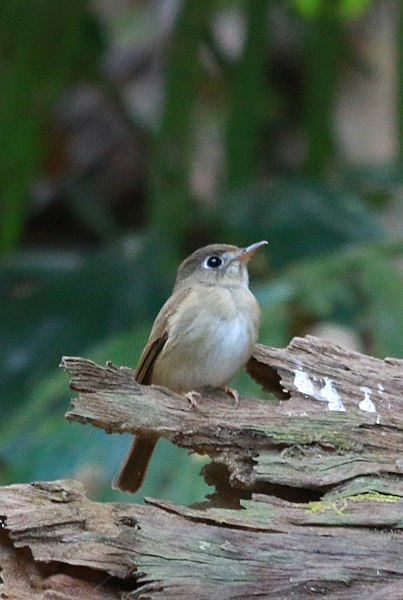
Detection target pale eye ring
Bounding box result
[205,255,222,269]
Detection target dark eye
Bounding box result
[206,255,222,268]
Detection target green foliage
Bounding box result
[1,238,164,414]
[359,257,403,357]
[262,241,403,358]
[225,0,270,190]
[302,0,343,178]
[213,180,383,268]
[0,0,103,253]
[149,0,214,251]
[293,0,372,20]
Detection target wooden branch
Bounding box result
[63,336,403,495]
[2,336,403,598]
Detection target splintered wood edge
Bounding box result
[60,356,138,391]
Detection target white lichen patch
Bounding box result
[359,386,376,413]
[293,369,315,396]
[293,368,345,411]
[377,383,391,410]
[319,377,345,412]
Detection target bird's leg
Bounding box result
[224,386,239,407]
[185,390,201,409]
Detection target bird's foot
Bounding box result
[224,386,239,407]
[185,390,201,409]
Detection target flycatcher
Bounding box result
[114,241,267,493]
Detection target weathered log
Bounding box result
[1,478,403,599]
[63,336,403,497]
[1,336,403,599]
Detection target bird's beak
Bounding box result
[232,240,268,263]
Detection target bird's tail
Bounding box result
[113,433,158,493]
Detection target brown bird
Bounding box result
[113,241,267,493]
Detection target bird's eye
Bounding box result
[206,255,222,269]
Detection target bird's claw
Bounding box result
[224,386,239,407]
[185,390,201,409]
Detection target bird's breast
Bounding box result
[152,285,260,391]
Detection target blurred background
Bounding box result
[2,0,403,504]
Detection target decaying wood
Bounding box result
[2,479,403,600]
[1,336,403,599]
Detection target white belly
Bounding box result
[206,314,254,381]
[152,288,259,391]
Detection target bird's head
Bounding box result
[174,241,268,289]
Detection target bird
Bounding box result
[113,240,267,493]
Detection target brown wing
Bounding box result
[134,286,191,384]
